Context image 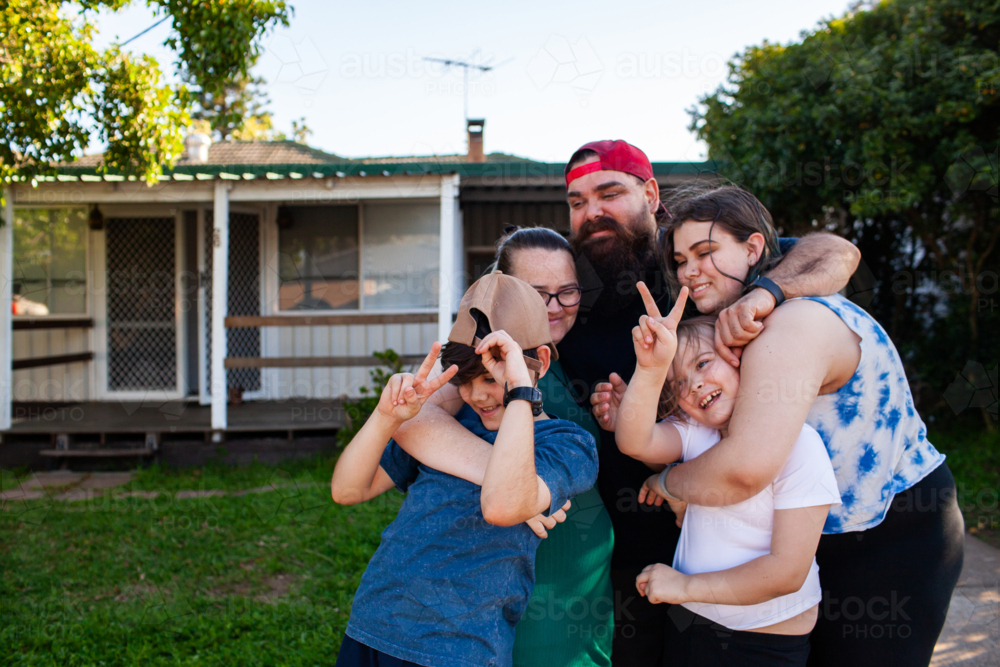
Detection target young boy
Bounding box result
[615,283,841,666]
[330,271,598,667]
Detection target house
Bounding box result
[0,120,712,463]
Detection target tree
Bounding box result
[185,68,312,142]
[691,0,998,427]
[186,70,275,141]
[0,0,291,184]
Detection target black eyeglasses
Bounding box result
[536,287,584,308]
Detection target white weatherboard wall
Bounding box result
[271,321,438,400]
[11,329,92,402]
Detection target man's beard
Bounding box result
[570,211,659,317]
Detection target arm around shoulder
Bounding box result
[768,233,861,300]
[666,301,838,506]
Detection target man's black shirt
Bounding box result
[556,260,682,570]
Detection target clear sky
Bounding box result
[92,0,854,163]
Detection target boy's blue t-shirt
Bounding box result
[345,404,598,667]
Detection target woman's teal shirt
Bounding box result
[512,358,615,667]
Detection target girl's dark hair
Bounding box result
[494,226,573,275]
[660,184,781,299]
[657,316,717,421]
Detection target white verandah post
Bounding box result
[437,174,460,343]
[1,191,13,431]
[211,181,230,431]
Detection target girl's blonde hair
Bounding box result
[658,316,717,421]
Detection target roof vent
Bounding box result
[185,132,212,163]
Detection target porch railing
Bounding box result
[11,318,94,370]
[223,313,436,369]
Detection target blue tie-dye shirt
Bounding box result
[800,294,945,534]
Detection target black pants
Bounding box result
[335,635,421,667]
[808,462,965,667]
[684,613,811,667]
[610,567,689,667]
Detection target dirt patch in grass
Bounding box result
[258,574,295,603]
[112,582,161,603]
[202,572,298,604]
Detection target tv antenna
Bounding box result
[422,51,513,119]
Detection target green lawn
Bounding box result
[930,426,1000,548]
[2,427,995,665]
[1,456,400,666]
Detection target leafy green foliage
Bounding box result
[336,350,405,449]
[187,72,275,141]
[0,0,291,184]
[692,0,999,428]
[931,424,1000,546]
[158,0,290,98]
[93,50,188,180]
[186,70,311,142]
[1,0,107,182]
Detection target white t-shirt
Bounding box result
[670,419,841,631]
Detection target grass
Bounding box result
[931,426,1000,548]
[1,455,402,666]
[1,426,995,664]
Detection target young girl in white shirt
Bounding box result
[615,284,841,666]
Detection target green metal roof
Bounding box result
[43,160,717,184]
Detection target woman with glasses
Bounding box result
[494,226,615,667]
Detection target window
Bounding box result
[276,204,441,312]
[363,203,439,310]
[278,206,359,311]
[13,208,88,315]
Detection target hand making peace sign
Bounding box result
[377,342,459,423]
[632,283,690,372]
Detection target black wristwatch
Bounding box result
[751,276,786,307]
[503,383,544,416]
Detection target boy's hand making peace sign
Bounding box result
[632,283,690,372]
[377,342,459,424]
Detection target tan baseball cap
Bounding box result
[448,270,557,373]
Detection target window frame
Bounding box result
[271,201,440,316]
[275,202,362,314]
[11,204,91,320]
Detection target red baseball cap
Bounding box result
[564,140,654,189]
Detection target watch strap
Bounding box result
[752,276,786,307]
[503,383,543,416]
